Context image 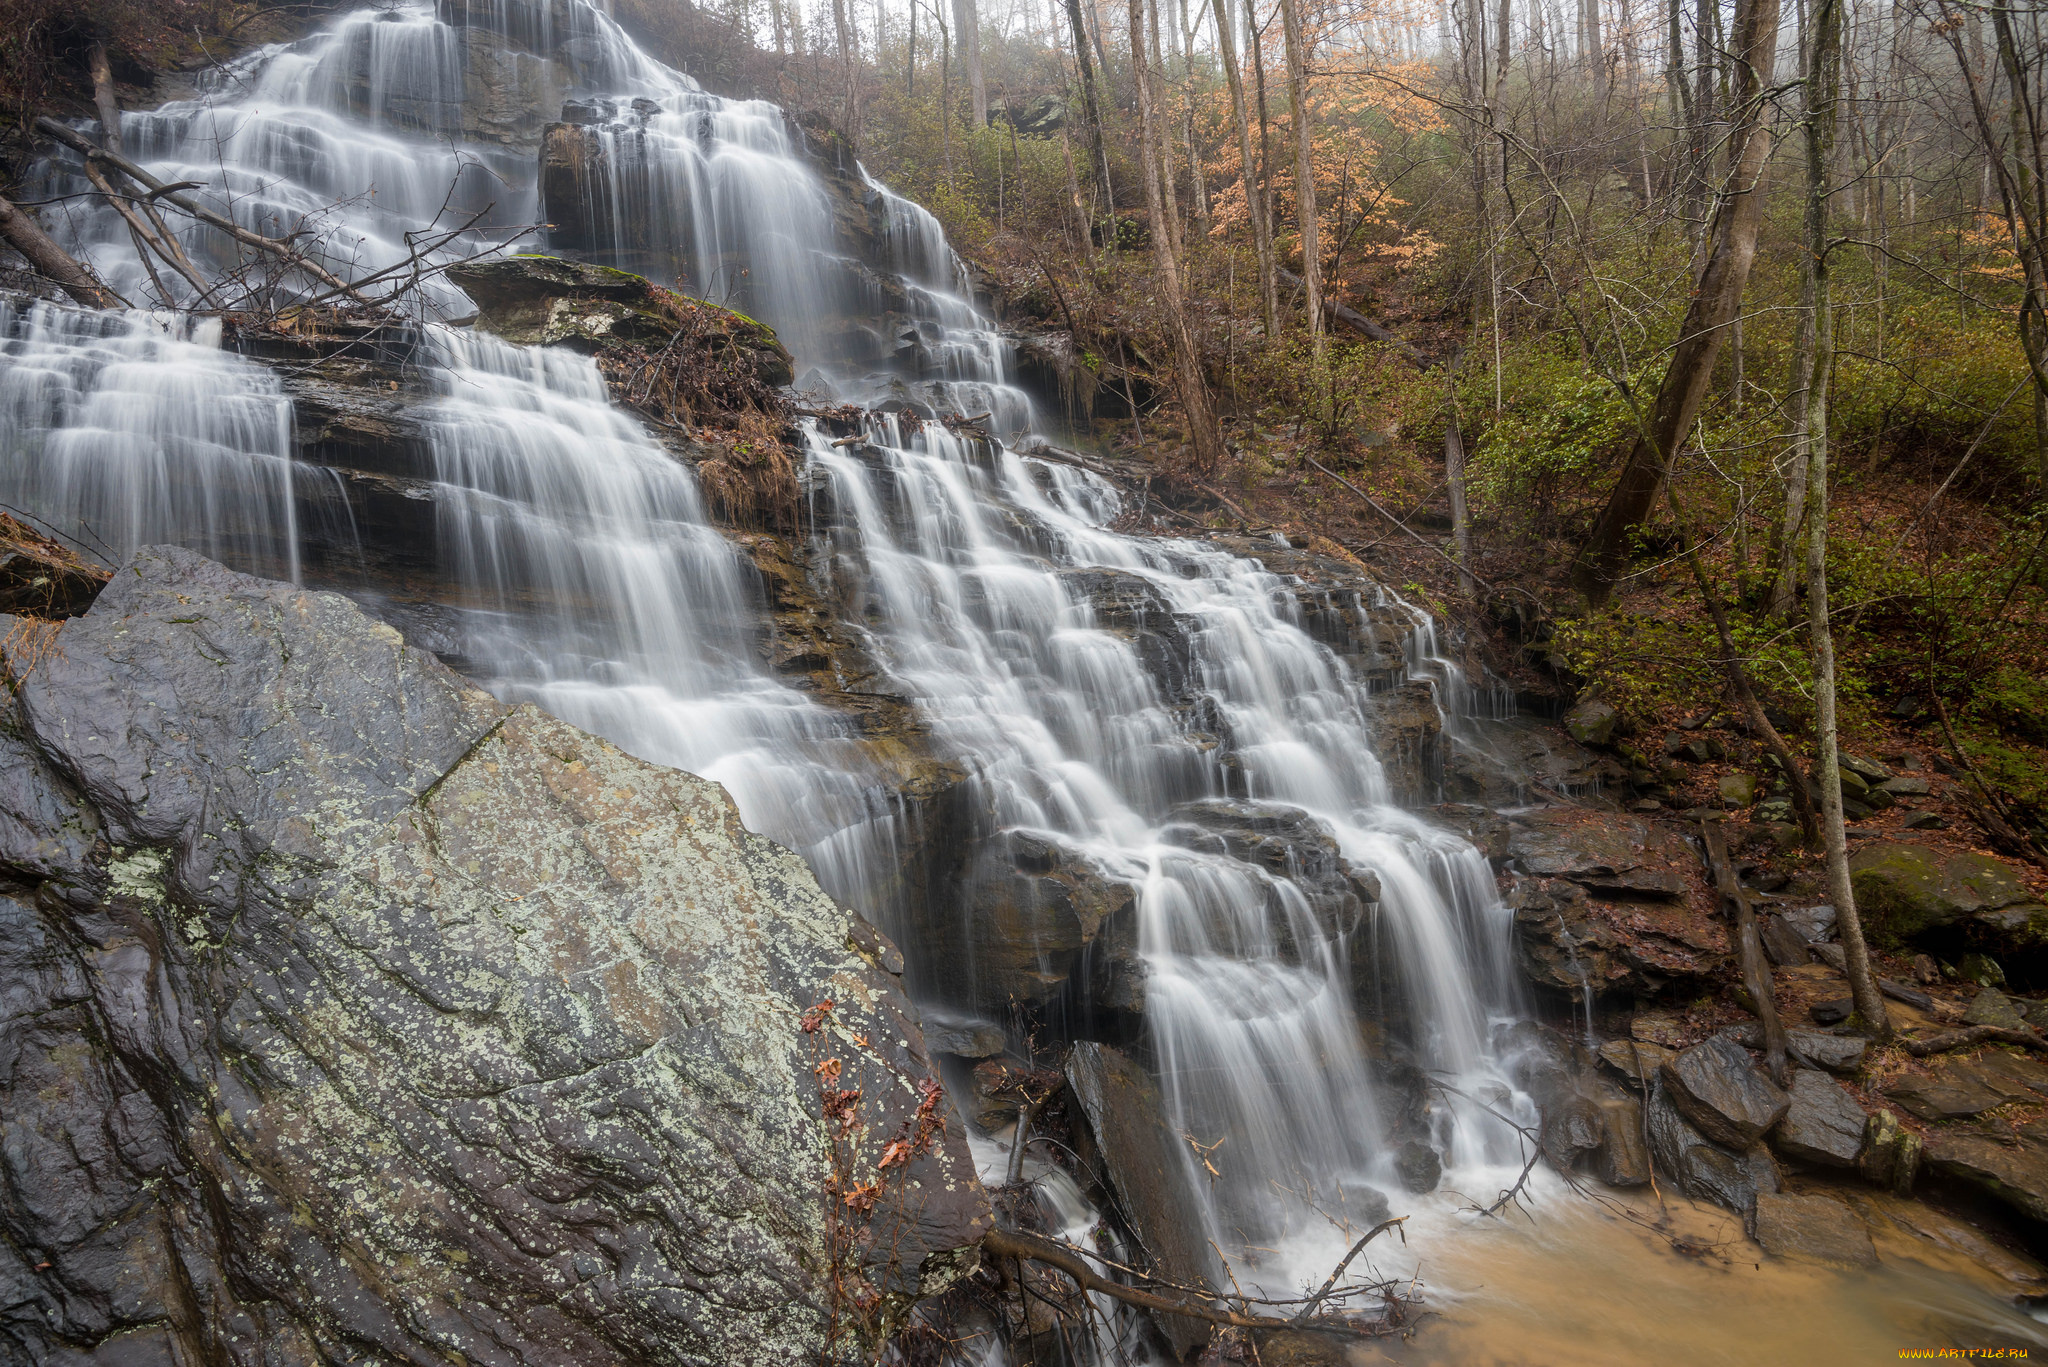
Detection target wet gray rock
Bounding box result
[0,547,988,1367]
[925,1014,1008,1059]
[1958,1049,2048,1101]
[1508,1025,1651,1187]
[1562,695,1619,747]
[1716,1022,1866,1074]
[1780,904,1837,943]
[1645,1078,1781,1219]
[1926,1121,2048,1225]
[1760,913,1814,967]
[1752,1192,1878,1266]
[1966,988,2030,1030]
[1066,1042,1220,1358]
[1770,1071,1867,1169]
[1660,1036,1790,1150]
[967,831,1141,1016]
[1886,1070,2006,1122]
[1787,1030,1867,1074]
[1395,1140,1443,1194]
[1596,1038,1674,1090]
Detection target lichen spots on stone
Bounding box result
[3,547,988,1364]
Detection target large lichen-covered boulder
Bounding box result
[1849,841,2048,954]
[0,546,987,1366]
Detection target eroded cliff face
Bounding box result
[0,546,988,1367]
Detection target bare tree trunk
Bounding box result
[831,0,861,140]
[1769,1,1824,621]
[1277,0,1323,360]
[1802,0,1891,1037]
[1147,0,1185,256]
[1064,0,1115,212]
[953,0,988,127]
[1180,0,1211,232]
[1444,404,1478,598]
[940,5,956,185]
[1573,0,1781,602]
[0,195,113,307]
[1252,2,1277,264]
[1214,0,1280,337]
[1128,0,1229,469]
[1580,0,1605,92]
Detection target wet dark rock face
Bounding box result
[1505,809,1727,1002]
[0,547,987,1366]
[1644,1077,1781,1223]
[1066,1042,1220,1358]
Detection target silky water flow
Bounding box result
[3,1,2042,1361]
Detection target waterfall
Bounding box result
[0,0,1538,1331]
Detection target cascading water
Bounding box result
[4,0,1543,1348]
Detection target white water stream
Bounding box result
[5,2,2031,1362]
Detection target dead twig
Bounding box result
[1302,455,1497,592]
[979,1228,1405,1338]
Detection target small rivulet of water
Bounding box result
[4,1,2036,1362]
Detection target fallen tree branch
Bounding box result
[1291,1218,1406,1323]
[1275,266,1429,365]
[36,117,371,306]
[0,194,113,307]
[1302,455,1496,592]
[1701,818,1790,1085]
[979,1227,1399,1337]
[1903,1025,2048,1057]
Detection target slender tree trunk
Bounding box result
[953,0,988,127]
[941,7,956,185]
[1769,3,1824,621]
[1064,0,1115,212]
[908,0,918,95]
[1667,0,1693,185]
[1277,0,1322,359]
[1580,0,1605,93]
[1128,0,1229,469]
[1214,0,1280,336]
[1088,0,1114,77]
[1252,3,1276,262]
[1445,402,1478,598]
[1801,0,1890,1037]
[1180,0,1210,231]
[1148,0,1185,256]
[1574,0,1781,602]
[831,0,861,140]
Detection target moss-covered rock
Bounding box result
[1848,841,2048,954]
[449,253,795,386]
